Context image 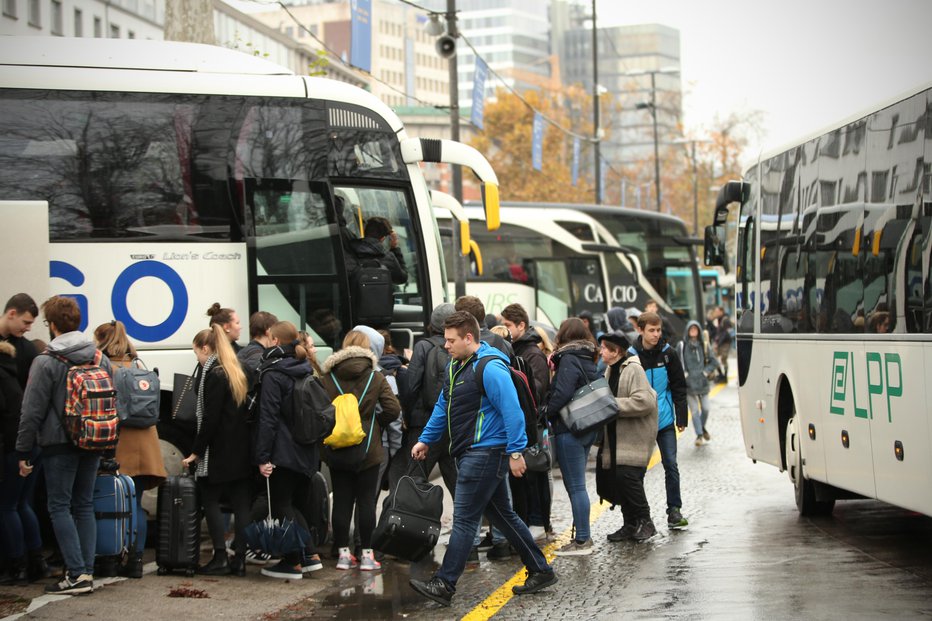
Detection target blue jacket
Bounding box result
[419,342,527,457]
[628,336,688,431]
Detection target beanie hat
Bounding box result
[430,303,457,333]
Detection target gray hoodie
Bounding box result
[16,331,112,457]
[677,320,716,395]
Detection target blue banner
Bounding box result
[532,113,544,171]
[350,0,372,72]
[571,138,580,186]
[471,57,488,129]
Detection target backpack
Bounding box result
[421,338,450,412]
[323,371,375,449]
[474,356,539,449]
[112,359,160,429]
[50,351,119,451]
[288,374,336,446]
[352,260,393,327]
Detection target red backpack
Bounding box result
[51,351,120,451]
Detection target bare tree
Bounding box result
[164,0,215,45]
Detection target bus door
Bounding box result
[527,257,603,327]
[243,178,347,356]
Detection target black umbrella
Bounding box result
[243,475,310,558]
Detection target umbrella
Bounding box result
[243,475,310,558]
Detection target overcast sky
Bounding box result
[596,0,932,165]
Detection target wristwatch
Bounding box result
[510,452,523,460]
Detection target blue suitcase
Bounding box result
[94,472,137,568]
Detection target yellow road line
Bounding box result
[462,378,731,620]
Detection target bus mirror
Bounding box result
[704,225,726,267]
[714,180,749,225]
[468,239,483,276]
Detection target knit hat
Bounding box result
[430,303,456,333]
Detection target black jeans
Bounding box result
[616,465,651,526]
[331,464,381,549]
[268,467,314,564]
[199,476,252,559]
[388,427,458,499]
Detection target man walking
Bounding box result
[409,311,557,607]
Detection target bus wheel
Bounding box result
[785,414,834,517]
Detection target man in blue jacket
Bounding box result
[409,311,556,607]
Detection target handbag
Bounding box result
[559,374,620,434]
[523,424,552,472]
[171,370,197,424]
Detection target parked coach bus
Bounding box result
[705,82,932,517]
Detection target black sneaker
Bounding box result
[476,531,494,551]
[512,569,558,595]
[409,576,453,607]
[486,542,512,560]
[667,508,688,529]
[607,524,636,542]
[633,519,657,542]
[467,547,480,564]
[45,573,93,595]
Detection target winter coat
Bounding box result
[190,364,252,484]
[628,336,688,431]
[601,355,658,468]
[0,342,23,454]
[400,335,449,429]
[676,321,716,395]
[255,348,318,477]
[110,356,167,489]
[319,346,400,471]
[512,330,551,403]
[419,342,527,457]
[1,334,37,390]
[15,332,113,459]
[545,340,599,436]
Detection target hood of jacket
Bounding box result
[321,345,379,379]
[552,339,596,365]
[606,307,628,332]
[684,320,703,340]
[47,331,98,364]
[514,329,541,348]
[475,340,509,364]
[353,325,385,360]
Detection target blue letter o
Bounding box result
[112,261,188,342]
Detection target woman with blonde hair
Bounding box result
[320,329,400,571]
[206,303,242,353]
[181,324,252,576]
[93,320,167,578]
[254,321,322,579]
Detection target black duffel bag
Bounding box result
[371,462,443,562]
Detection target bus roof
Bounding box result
[466,200,690,228]
[0,36,294,75]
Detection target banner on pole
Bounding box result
[350,0,372,72]
[471,57,489,129]
[571,138,580,186]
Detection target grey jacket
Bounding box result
[16,332,112,457]
[600,354,658,468]
[677,320,717,395]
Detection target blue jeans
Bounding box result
[656,425,682,512]
[44,451,100,577]
[554,429,597,542]
[688,393,712,437]
[0,450,42,558]
[437,448,550,589]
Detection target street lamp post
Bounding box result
[629,67,679,213]
[673,137,710,235]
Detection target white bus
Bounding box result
[0,37,499,386]
[705,83,932,516]
[436,202,703,337]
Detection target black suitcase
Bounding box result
[307,471,330,548]
[372,470,443,562]
[156,473,200,576]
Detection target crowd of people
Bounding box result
[0,284,735,606]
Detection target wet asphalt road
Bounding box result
[5,380,932,620]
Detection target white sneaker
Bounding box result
[336,547,358,570]
[529,525,547,541]
[359,548,381,571]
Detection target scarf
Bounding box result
[194,353,218,479]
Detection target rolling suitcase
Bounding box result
[156,472,200,576]
[94,471,137,577]
[371,465,443,562]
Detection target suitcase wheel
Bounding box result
[157,566,168,576]
[185,569,195,577]
[387,524,398,536]
[427,534,437,547]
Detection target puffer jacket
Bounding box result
[601,355,658,468]
[16,332,113,458]
[319,346,400,471]
[545,340,599,435]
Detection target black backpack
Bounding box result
[474,356,539,448]
[353,260,393,327]
[421,338,450,413]
[288,374,336,446]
